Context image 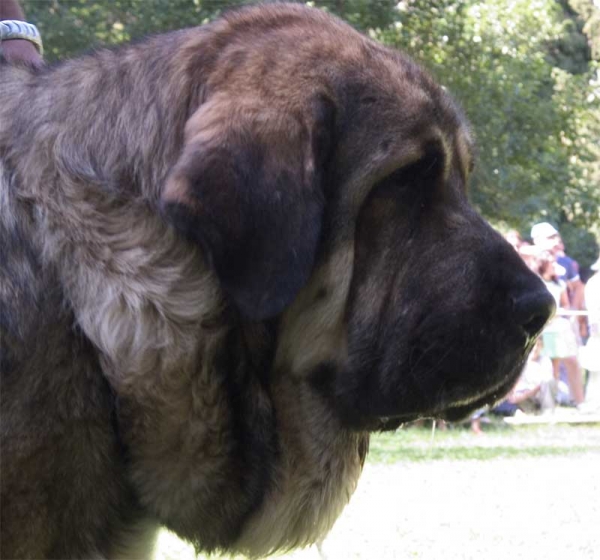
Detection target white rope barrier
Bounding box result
[556,309,589,317]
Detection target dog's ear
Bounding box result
[161,93,335,320]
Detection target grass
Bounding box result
[368,419,600,462]
[153,419,600,560]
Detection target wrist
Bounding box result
[0,20,43,55]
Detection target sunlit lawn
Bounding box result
[153,419,600,560]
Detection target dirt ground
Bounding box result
[156,434,600,560]
[301,454,600,560]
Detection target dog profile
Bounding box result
[0,4,555,558]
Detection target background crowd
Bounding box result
[487,222,600,422]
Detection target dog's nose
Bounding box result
[511,289,556,337]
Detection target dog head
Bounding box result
[162,4,554,428]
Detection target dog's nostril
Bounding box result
[522,313,550,337]
[511,290,556,337]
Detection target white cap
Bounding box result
[530,222,558,241]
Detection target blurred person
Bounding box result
[531,222,560,252]
[504,229,523,251]
[469,408,488,434]
[518,242,541,272]
[585,255,600,334]
[512,338,557,413]
[531,222,586,339]
[0,0,44,67]
[492,339,559,417]
[579,256,600,407]
[536,251,585,406]
[555,235,587,339]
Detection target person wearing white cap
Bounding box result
[530,222,559,247]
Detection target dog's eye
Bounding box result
[380,167,409,188]
[360,96,378,105]
[374,156,440,199]
[370,168,412,201]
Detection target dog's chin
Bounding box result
[435,376,519,422]
[345,363,525,432]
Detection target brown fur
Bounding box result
[0,4,554,559]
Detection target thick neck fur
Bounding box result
[0,20,367,557]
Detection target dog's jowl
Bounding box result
[0,4,555,559]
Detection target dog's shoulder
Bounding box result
[0,162,143,560]
[0,166,48,349]
[0,160,105,415]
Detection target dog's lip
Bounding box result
[372,367,522,430]
[373,417,409,431]
[435,372,520,422]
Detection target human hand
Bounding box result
[2,38,43,68]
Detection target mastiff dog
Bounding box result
[0,3,554,559]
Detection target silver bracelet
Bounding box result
[0,20,43,55]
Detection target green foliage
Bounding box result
[568,0,600,60]
[314,0,398,30]
[21,0,252,60]
[21,0,600,267]
[550,0,591,74]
